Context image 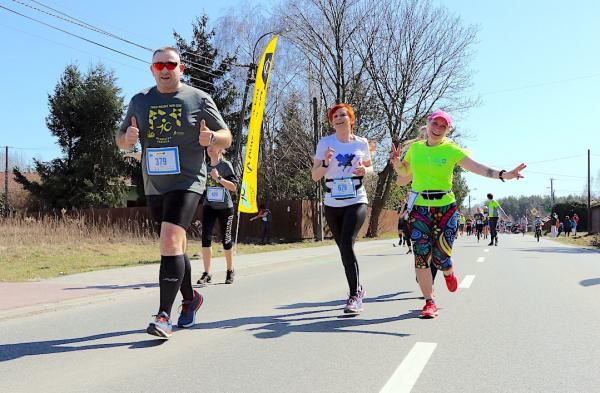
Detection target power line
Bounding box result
[524,170,586,180]
[0,22,147,72]
[17,0,234,78]
[0,5,217,88]
[0,4,148,63]
[11,0,153,51]
[10,1,230,83]
[177,51,244,78]
[481,73,600,96]
[19,0,246,84]
[180,59,231,80]
[1,146,58,153]
[495,154,589,171]
[181,50,243,68]
[526,154,587,165]
[15,0,243,76]
[554,189,590,193]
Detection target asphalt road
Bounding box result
[1,234,599,393]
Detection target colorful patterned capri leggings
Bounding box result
[408,203,458,271]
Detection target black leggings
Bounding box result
[324,203,367,296]
[489,217,499,241]
[476,224,484,235]
[202,205,235,250]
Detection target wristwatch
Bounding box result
[217,175,223,181]
[210,132,217,145]
[322,160,329,168]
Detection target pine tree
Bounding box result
[14,64,127,210]
[174,15,239,128]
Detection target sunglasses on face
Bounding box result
[152,61,179,71]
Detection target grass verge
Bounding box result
[0,231,397,282]
[547,232,600,249]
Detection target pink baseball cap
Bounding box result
[428,110,453,128]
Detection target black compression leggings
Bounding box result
[324,203,367,296]
[202,206,235,250]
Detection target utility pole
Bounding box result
[468,194,471,215]
[312,97,323,241]
[468,188,478,215]
[588,149,591,233]
[550,178,556,206]
[232,64,256,174]
[3,146,8,213]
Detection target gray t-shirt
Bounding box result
[204,159,238,209]
[118,84,229,196]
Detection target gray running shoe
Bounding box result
[146,311,172,339]
[225,270,235,284]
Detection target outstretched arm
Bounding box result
[458,156,526,181]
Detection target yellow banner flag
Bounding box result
[238,35,279,213]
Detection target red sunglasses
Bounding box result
[152,61,179,71]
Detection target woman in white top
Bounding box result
[312,103,373,314]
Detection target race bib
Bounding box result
[331,178,356,199]
[476,220,483,225]
[146,147,180,175]
[206,186,225,202]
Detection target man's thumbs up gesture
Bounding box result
[199,119,215,146]
[125,116,139,147]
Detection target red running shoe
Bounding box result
[444,273,458,292]
[420,299,438,319]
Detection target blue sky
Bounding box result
[1,0,599,204]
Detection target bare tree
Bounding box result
[354,0,478,236]
[212,0,477,219]
[279,0,363,104]
[277,0,384,140]
[215,6,311,176]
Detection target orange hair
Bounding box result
[327,103,356,130]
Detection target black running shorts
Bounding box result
[146,190,202,231]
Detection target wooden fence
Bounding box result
[59,200,400,242]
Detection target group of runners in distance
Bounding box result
[116,46,527,338]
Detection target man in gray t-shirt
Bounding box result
[118,84,228,196]
[115,46,232,339]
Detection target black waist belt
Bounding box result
[419,190,451,200]
[324,176,364,200]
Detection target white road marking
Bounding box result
[476,257,485,263]
[459,275,476,288]
[484,249,490,253]
[379,342,437,393]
